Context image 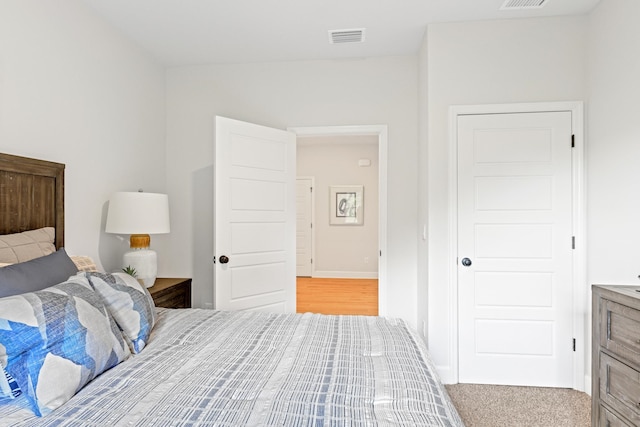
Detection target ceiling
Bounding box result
[81,0,600,67]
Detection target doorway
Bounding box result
[289,125,388,316]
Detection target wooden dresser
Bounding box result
[148,278,192,309]
[592,285,640,426]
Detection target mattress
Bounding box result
[0,308,463,426]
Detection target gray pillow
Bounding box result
[0,248,79,298]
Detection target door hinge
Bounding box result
[310,222,313,229]
[572,338,576,351]
[572,236,575,249]
[310,186,313,193]
[310,258,313,264]
[571,134,575,148]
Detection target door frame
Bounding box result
[288,125,389,316]
[296,176,315,277]
[448,102,586,391]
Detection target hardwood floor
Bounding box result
[296,277,378,316]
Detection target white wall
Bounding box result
[423,16,588,381]
[0,0,166,272]
[165,56,418,325]
[587,0,640,287]
[585,0,640,385]
[297,136,379,277]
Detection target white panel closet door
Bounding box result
[458,111,574,387]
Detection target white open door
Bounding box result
[457,111,574,387]
[214,116,296,313]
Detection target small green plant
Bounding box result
[122,265,138,277]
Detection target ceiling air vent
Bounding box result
[328,28,365,44]
[500,0,549,10]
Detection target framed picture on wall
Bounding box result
[330,185,363,225]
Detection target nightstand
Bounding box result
[148,278,192,308]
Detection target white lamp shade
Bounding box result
[105,192,170,235]
[105,192,170,288]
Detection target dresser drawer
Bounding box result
[601,299,640,368]
[600,404,633,427]
[600,352,640,424]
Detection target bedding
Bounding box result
[1,369,21,399]
[0,227,56,264]
[0,273,130,416]
[69,256,98,272]
[85,272,156,353]
[0,308,463,426]
[0,248,78,298]
[0,257,96,271]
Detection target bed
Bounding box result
[0,153,463,426]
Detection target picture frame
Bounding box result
[329,185,363,225]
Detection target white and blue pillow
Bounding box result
[85,272,156,354]
[0,368,21,399]
[0,273,130,416]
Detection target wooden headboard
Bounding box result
[0,153,65,249]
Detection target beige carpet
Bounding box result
[445,384,591,427]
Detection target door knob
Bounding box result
[219,255,229,264]
[461,258,472,267]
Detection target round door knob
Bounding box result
[219,255,229,264]
[461,258,472,267]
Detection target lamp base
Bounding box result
[123,248,157,288]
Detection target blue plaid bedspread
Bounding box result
[1,309,463,426]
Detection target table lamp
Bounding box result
[105,191,170,287]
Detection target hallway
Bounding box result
[296,277,378,316]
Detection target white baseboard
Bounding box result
[312,270,379,279]
[436,367,591,392]
[436,365,456,384]
[435,365,590,392]
[584,374,591,396]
